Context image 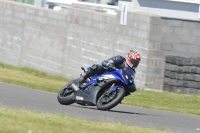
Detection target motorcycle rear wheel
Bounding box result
[96,87,125,110]
[57,79,78,105]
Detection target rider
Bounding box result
[78,50,141,92]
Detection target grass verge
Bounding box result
[0,63,68,92]
[123,90,200,115]
[0,62,200,115]
[0,107,171,133]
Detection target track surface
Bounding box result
[0,82,200,133]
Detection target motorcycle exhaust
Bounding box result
[71,83,79,91]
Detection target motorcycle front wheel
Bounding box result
[96,86,125,110]
[57,79,78,105]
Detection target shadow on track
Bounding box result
[70,104,164,117]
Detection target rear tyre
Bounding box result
[57,79,78,105]
[96,87,125,110]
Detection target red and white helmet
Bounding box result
[126,50,141,68]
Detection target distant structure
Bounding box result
[45,0,200,21]
[16,0,200,21]
[124,0,200,21]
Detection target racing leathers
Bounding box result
[78,55,137,92]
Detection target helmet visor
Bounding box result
[130,59,139,68]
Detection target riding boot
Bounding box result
[78,76,86,87]
[78,64,99,87]
[78,72,90,87]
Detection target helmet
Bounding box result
[126,50,141,68]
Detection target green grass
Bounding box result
[0,62,200,116]
[0,62,69,92]
[123,90,200,115]
[0,107,171,133]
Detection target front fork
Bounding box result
[110,83,120,91]
[103,83,122,104]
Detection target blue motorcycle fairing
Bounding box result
[123,67,135,84]
[72,67,135,105]
[81,67,135,90]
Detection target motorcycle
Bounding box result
[57,66,136,110]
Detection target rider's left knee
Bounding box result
[128,85,137,92]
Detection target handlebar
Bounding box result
[104,65,116,71]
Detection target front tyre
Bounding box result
[57,79,78,105]
[96,87,125,110]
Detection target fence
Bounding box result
[15,0,34,5]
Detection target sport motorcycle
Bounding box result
[57,66,136,110]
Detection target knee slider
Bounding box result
[128,85,136,92]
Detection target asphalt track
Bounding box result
[0,82,200,133]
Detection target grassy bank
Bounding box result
[123,90,200,115]
[0,107,171,133]
[0,62,200,115]
[0,63,68,92]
